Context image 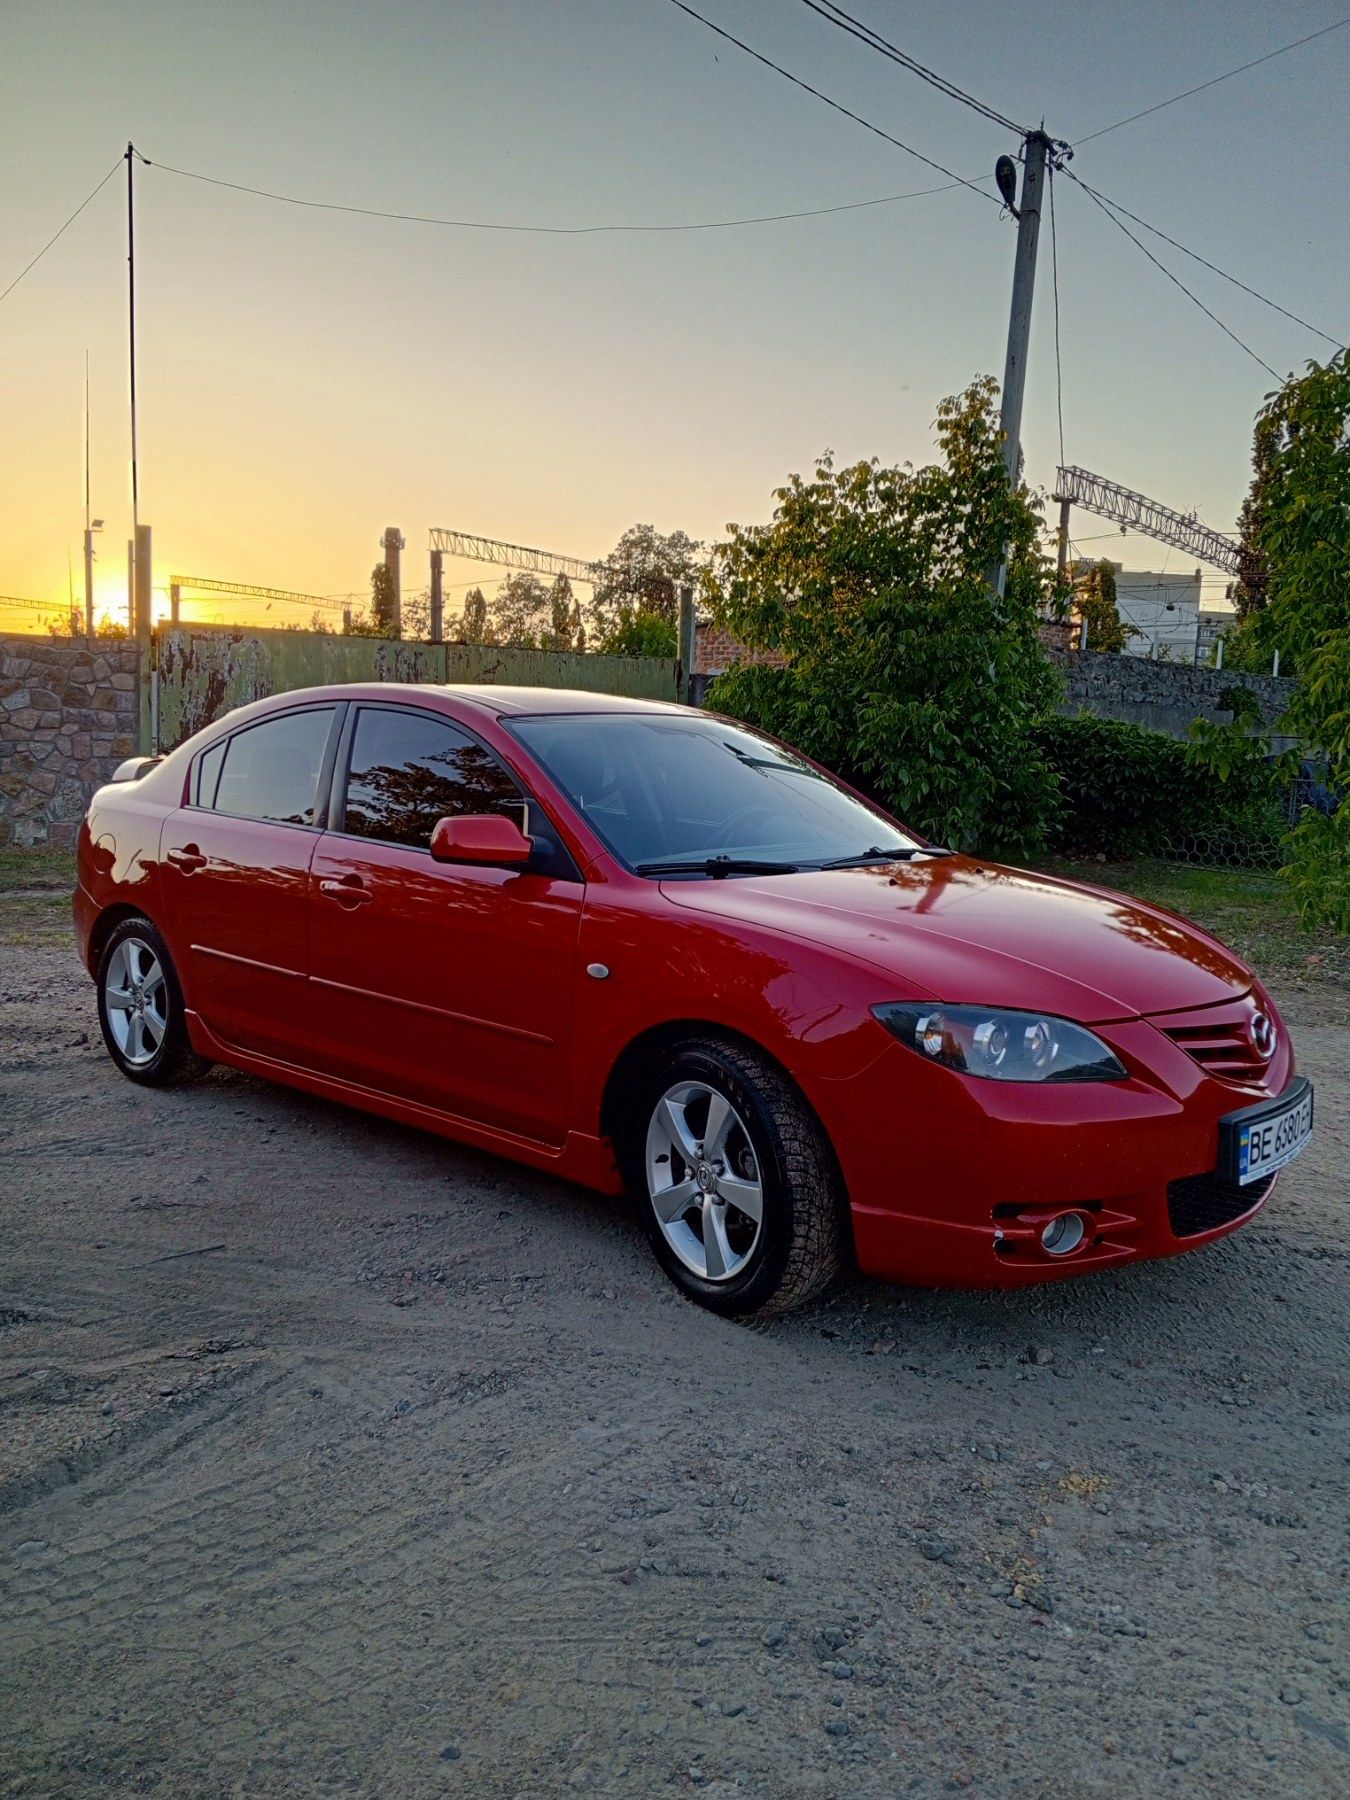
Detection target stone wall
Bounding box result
[693,621,1297,742]
[1049,648,1297,740]
[0,636,141,849]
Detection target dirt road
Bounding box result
[2,935,1346,1797]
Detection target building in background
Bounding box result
[1075,561,1234,661]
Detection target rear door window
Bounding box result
[204,708,337,827]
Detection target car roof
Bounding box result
[446,685,686,718]
[231,682,689,719]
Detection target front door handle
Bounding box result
[167,844,207,874]
[318,876,373,907]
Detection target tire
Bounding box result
[629,1037,846,1318]
[96,916,208,1087]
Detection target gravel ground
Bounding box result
[1,937,1346,1798]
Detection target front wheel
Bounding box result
[96,916,207,1086]
[634,1038,846,1318]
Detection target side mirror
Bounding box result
[430,813,533,867]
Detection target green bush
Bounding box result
[702,379,1062,859]
[1033,714,1286,867]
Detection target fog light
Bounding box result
[1040,1213,1086,1257]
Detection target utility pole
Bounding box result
[126,141,153,749]
[83,352,97,637]
[126,145,140,553]
[988,129,1055,601]
[998,130,1051,488]
[1054,492,1071,583]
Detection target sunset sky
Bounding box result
[3,1,1346,633]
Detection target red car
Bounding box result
[75,684,1313,1316]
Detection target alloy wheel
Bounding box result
[644,1080,764,1282]
[103,936,168,1068]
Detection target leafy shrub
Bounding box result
[1033,714,1286,867]
[703,379,1062,859]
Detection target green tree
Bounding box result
[589,523,701,636]
[492,571,550,645]
[703,376,1061,857]
[595,605,677,658]
[1253,349,1350,929]
[460,586,493,645]
[1232,411,1278,616]
[544,574,586,651]
[1221,405,1297,675]
[370,561,399,638]
[1074,559,1135,654]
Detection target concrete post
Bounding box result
[430,549,444,642]
[133,523,153,753]
[676,584,696,705]
[83,530,96,637]
[383,526,403,637]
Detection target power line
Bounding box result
[0,159,122,305]
[144,149,962,235]
[666,2,1000,205]
[1062,169,1282,381]
[1068,176,1343,349]
[1075,16,1350,145]
[798,0,1027,134]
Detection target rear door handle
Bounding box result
[167,844,207,874]
[318,876,373,906]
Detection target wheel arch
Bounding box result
[87,902,158,978]
[598,1018,852,1211]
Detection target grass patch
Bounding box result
[0,848,77,947]
[1043,857,1346,988]
[0,846,77,893]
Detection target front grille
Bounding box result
[1167,1170,1274,1238]
[1158,999,1273,1085]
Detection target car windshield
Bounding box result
[511,713,922,875]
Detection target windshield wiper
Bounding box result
[636,855,801,879]
[817,844,956,870]
[818,845,919,869]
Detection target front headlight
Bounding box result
[872,1003,1127,1083]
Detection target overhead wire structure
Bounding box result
[1054,466,1241,573]
[169,574,348,615]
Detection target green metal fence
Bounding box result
[154,625,678,752]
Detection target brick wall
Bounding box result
[0,636,141,849]
[693,621,786,677]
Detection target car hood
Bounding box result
[661,856,1252,1022]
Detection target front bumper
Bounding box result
[814,1006,1295,1290]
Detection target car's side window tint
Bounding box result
[194,737,227,809]
[204,708,336,827]
[342,708,523,849]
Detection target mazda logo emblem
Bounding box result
[1250,1012,1276,1060]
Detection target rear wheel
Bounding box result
[632,1038,846,1317]
[96,917,207,1086]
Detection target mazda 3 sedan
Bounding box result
[75,685,1312,1316]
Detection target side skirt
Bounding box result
[184,1009,624,1196]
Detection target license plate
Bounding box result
[1220,1078,1314,1186]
